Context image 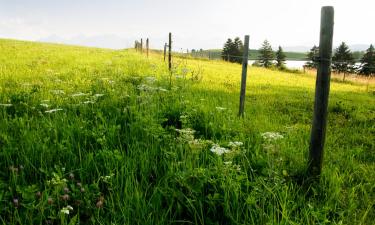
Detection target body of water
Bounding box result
[248,60,308,70]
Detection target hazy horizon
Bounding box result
[1,0,374,51]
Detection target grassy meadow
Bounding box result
[0,39,374,224]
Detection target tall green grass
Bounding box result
[0,39,374,224]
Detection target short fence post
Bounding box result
[146,38,149,58]
[238,35,250,117]
[140,38,143,54]
[308,6,334,179]
[168,32,172,71]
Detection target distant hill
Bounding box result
[190,49,308,60]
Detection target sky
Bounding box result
[0,0,374,51]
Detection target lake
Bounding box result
[248,60,308,70]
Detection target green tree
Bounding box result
[221,37,244,64]
[232,37,244,63]
[222,38,233,62]
[258,40,274,68]
[275,46,286,68]
[359,44,375,77]
[305,45,319,69]
[332,42,355,81]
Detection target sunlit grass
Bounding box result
[0,39,374,224]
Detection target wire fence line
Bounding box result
[133,39,375,71]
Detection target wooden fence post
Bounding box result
[239,35,250,117]
[168,32,172,71]
[140,39,143,54]
[308,6,334,178]
[164,43,167,62]
[146,38,149,58]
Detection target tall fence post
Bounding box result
[168,32,172,71]
[239,35,250,117]
[146,38,149,58]
[308,6,334,179]
[164,43,167,62]
[140,38,143,54]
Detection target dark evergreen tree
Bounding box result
[305,45,319,69]
[332,42,355,81]
[258,40,274,68]
[221,37,244,63]
[222,38,233,61]
[275,46,286,68]
[359,44,375,77]
[232,37,244,63]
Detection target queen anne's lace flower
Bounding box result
[261,132,284,141]
[210,144,230,155]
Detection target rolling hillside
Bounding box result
[0,39,374,224]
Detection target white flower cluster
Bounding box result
[228,141,243,148]
[60,205,73,215]
[210,144,230,155]
[176,128,195,142]
[261,132,284,142]
[210,141,244,156]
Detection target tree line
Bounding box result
[305,43,375,80]
[221,38,375,79]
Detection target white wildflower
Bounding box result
[60,205,73,215]
[83,101,95,104]
[102,173,115,182]
[137,84,155,92]
[210,144,230,155]
[45,108,63,113]
[0,103,13,107]
[40,103,49,108]
[261,132,284,141]
[60,208,69,215]
[94,94,105,97]
[228,141,243,148]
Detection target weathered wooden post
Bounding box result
[163,43,167,62]
[168,32,172,71]
[146,38,149,58]
[308,6,334,178]
[238,35,250,117]
[140,38,143,54]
